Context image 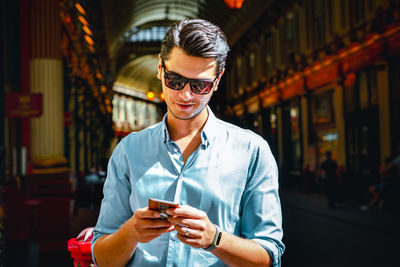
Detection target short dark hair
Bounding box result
[160,19,229,76]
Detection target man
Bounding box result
[320,151,338,209]
[92,19,284,267]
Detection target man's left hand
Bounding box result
[166,205,216,249]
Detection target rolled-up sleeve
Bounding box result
[91,141,133,264]
[240,138,285,267]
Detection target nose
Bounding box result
[178,82,193,100]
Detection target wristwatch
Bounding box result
[204,224,222,252]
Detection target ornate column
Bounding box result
[29,0,65,168]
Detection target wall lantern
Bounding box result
[224,0,245,9]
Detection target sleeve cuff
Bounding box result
[252,238,283,267]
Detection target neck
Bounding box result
[167,108,208,141]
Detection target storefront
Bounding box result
[282,98,302,174]
[261,105,279,158]
[260,87,281,162]
[310,88,338,167]
[302,60,342,193]
[279,76,304,187]
[343,67,380,190]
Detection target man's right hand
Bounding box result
[130,207,175,243]
[93,207,175,267]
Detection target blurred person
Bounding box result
[320,151,338,209]
[92,19,284,267]
[361,157,394,211]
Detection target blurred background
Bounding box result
[1,0,400,266]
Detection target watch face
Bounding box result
[216,232,222,246]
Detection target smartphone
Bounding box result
[148,198,179,219]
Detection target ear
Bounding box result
[213,68,225,92]
[157,54,162,80]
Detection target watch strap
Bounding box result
[204,224,222,252]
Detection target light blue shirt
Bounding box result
[92,107,285,266]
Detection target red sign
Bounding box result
[261,90,280,107]
[281,78,305,100]
[306,62,339,90]
[342,42,382,73]
[387,29,400,56]
[5,93,43,118]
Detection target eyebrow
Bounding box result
[162,60,215,81]
[162,59,182,76]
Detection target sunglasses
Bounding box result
[162,59,217,95]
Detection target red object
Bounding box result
[5,93,43,118]
[68,238,96,267]
[64,111,72,127]
[224,0,245,9]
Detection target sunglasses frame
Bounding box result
[161,59,218,95]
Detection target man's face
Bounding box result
[157,47,222,121]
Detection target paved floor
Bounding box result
[280,189,400,267]
[280,189,400,238]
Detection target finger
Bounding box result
[136,207,162,219]
[178,235,201,246]
[176,231,203,248]
[167,217,204,230]
[175,225,200,239]
[166,205,204,218]
[144,218,174,229]
[143,226,174,237]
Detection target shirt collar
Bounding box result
[201,106,218,148]
[161,106,218,148]
[162,113,170,143]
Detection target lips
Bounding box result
[177,103,194,110]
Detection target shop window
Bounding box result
[265,37,274,76]
[340,0,347,30]
[249,52,256,82]
[236,57,244,94]
[357,68,378,110]
[313,0,326,48]
[344,73,357,113]
[317,129,339,163]
[352,0,366,26]
[268,109,279,158]
[311,90,335,125]
[286,12,295,51]
[270,113,277,135]
[285,11,300,63]
[359,71,369,109]
[290,106,302,170]
[369,68,378,106]
[283,101,302,172]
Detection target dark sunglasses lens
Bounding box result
[190,80,213,94]
[165,74,185,90]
